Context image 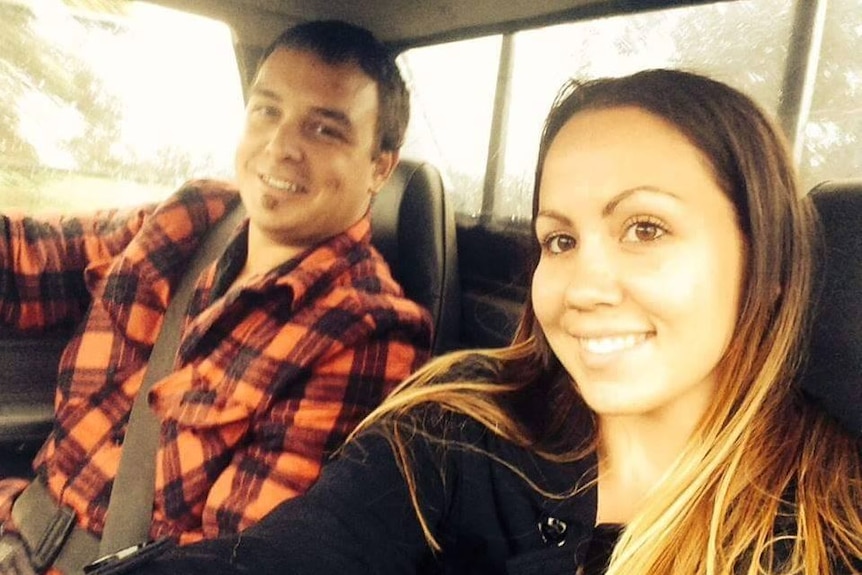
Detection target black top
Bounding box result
[116,410,858,575]
[582,524,623,575]
[124,411,602,575]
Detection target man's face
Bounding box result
[235,48,397,258]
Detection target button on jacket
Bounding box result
[0,180,432,553]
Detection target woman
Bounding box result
[112,69,862,574]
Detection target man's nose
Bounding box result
[265,118,304,162]
[563,239,624,311]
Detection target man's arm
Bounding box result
[0,208,151,331]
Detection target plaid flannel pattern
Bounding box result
[0,180,432,562]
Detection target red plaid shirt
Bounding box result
[0,181,431,552]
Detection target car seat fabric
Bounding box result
[803,180,862,437]
[372,159,460,354]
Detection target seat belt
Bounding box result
[98,202,246,557]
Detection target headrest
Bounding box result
[803,180,862,437]
[371,159,460,354]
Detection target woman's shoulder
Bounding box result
[364,402,595,499]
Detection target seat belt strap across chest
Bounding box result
[98,202,246,557]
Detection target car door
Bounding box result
[0,1,244,475]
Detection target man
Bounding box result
[0,20,432,574]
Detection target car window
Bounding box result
[802,0,862,187]
[397,36,502,217]
[0,0,244,213]
[399,0,861,224]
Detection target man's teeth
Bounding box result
[262,174,299,193]
[579,334,647,354]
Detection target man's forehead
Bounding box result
[250,48,381,139]
[254,49,377,110]
[254,48,371,87]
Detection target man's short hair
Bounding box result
[259,20,410,155]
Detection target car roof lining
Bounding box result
[145,0,735,53]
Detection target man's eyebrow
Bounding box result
[244,88,354,131]
[248,85,281,101]
[310,107,353,130]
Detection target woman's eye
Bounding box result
[622,219,667,243]
[542,233,576,254]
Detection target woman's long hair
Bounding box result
[352,69,862,572]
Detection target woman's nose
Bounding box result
[562,240,624,310]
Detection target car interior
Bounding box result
[1,0,859,481]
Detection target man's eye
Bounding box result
[310,122,346,141]
[541,233,576,254]
[248,104,279,120]
[621,218,667,243]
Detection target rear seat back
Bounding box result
[802,180,862,437]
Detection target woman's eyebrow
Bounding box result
[534,208,572,226]
[602,186,680,217]
[536,186,679,223]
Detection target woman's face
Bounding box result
[531,106,745,425]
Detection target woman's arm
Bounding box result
[119,424,450,575]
